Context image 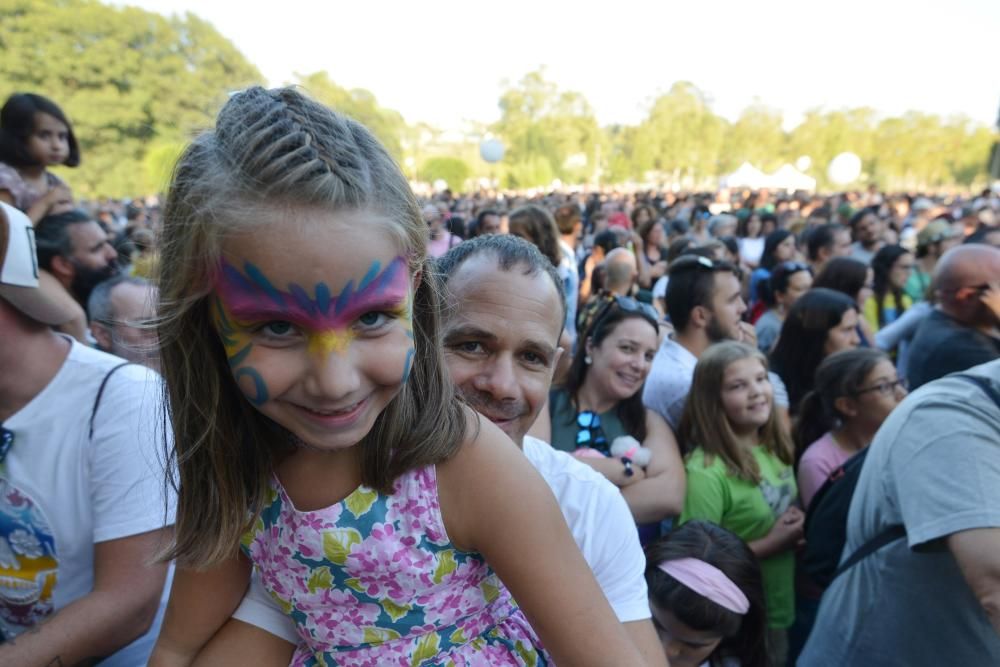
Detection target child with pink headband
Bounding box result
[645,521,767,667]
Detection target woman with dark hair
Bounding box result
[0,93,79,223]
[748,230,797,311]
[638,216,669,288]
[794,348,906,507]
[645,521,768,667]
[508,204,562,268]
[539,297,685,541]
[813,256,875,346]
[770,288,861,414]
[863,244,914,332]
[737,212,765,268]
[754,262,813,353]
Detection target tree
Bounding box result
[493,70,602,188]
[1,0,263,197]
[420,156,470,190]
[631,82,726,186]
[721,103,786,173]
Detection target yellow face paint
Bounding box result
[307,328,356,358]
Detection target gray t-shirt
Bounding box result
[799,359,1000,666]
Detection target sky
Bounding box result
[123,0,999,132]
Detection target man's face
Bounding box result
[442,256,564,446]
[832,229,853,257]
[856,214,881,244]
[704,272,746,342]
[67,221,118,303]
[479,214,503,236]
[103,282,160,371]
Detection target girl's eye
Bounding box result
[263,321,293,336]
[358,311,394,329]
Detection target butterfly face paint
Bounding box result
[212,255,414,406]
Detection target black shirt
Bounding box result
[906,309,1000,389]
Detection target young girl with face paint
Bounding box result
[645,521,768,667]
[677,342,799,667]
[149,88,649,667]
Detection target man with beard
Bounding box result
[906,244,1000,389]
[642,254,753,429]
[194,235,667,667]
[34,209,119,309]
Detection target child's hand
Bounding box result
[45,185,74,214]
[767,506,805,552]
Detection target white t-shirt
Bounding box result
[1,339,174,665]
[642,336,699,429]
[233,436,651,642]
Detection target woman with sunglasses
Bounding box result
[755,262,813,353]
[539,296,685,544]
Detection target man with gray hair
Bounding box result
[87,275,160,371]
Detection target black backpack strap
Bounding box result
[832,524,907,581]
[830,372,1000,583]
[89,362,131,441]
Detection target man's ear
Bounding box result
[690,304,710,330]
[50,254,74,284]
[90,321,112,352]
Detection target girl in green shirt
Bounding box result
[677,342,801,667]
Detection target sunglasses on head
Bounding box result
[773,261,811,276]
[593,295,660,333]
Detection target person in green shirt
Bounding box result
[677,342,801,667]
[905,219,961,303]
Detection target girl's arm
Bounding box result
[149,552,252,667]
[875,301,931,351]
[620,410,686,522]
[438,410,661,666]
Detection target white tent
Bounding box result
[721,162,769,189]
[768,163,817,192]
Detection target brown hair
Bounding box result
[508,204,562,268]
[156,86,466,568]
[678,342,793,483]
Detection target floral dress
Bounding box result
[241,465,549,667]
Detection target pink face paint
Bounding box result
[214,256,412,358]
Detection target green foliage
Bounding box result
[419,156,470,190]
[493,70,602,188]
[1,2,992,195]
[1,0,262,197]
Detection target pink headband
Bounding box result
[658,558,750,615]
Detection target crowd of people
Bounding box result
[0,88,999,667]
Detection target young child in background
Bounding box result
[677,342,800,667]
[645,520,768,667]
[794,348,907,508]
[148,87,646,667]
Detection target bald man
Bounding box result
[906,244,1000,389]
[576,247,641,335]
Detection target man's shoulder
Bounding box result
[64,341,160,389]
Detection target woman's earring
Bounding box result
[585,355,592,365]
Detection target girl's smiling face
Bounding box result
[212,205,416,452]
[720,357,773,435]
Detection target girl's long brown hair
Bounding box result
[677,342,793,484]
[157,87,466,568]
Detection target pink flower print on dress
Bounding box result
[289,510,340,560]
[346,523,435,604]
[301,588,382,648]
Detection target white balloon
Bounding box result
[479,138,505,163]
[795,155,812,171]
[827,152,862,185]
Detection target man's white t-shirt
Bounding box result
[1,339,174,665]
[233,436,651,642]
